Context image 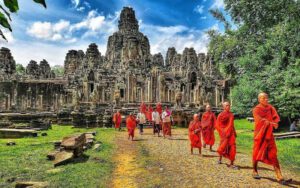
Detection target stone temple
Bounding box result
[0,7,230,126]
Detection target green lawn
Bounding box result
[0,125,117,188]
[233,119,300,173]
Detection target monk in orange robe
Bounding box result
[252,93,292,184]
[201,104,216,151]
[126,113,136,141]
[113,110,122,131]
[146,105,153,121]
[156,102,163,130]
[140,102,147,114]
[216,102,238,169]
[189,114,202,155]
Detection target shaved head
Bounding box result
[205,104,211,112]
[258,92,269,106]
[193,114,199,121]
[223,101,230,112]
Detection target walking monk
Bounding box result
[189,114,202,155]
[252,92,292,184]
[126,113,136,141]
[113,110,122,131]
[216,102,238,169]
[162,107,172,138]
[201,104,216,151]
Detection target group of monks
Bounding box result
[113,102,173,141]
[112,92,291,184]
[188,92,291,184]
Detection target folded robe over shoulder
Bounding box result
[252,104,280,167]
[201,111,216,146]
[189,120,202,148]
[216,111,236,161]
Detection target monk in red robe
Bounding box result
[140,102,147,114]
[189,114,202,155]
[146,105,153,121]
[216,102,238,169]
[156,102,163,130]
[252,93,291,184]
[126,113,136,141]
[201,104,216,151]
[113,110,122,131]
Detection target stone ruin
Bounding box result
[0,7,230,127]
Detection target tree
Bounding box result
[15,63,25,75]
[208,0,300,120]
[0,0,47,41]
[51,65,64,77]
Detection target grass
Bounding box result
[0,125,117,188]
[233,119,300,173]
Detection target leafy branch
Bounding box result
[0,0,46,41]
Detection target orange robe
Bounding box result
[163,122,172,136]
[140,102,147,114]
[126,116,136,138]
[113,112,122,128]
[216,111,236,161]
[201,112,216,146]
[252,104,280,167]
[146,106,153,121]
[156,103,162,115]
[189,120,202,148]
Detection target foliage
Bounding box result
[0,0,46,41]
[15,63,25,75]
[51,65,64,77]
[208,0,300,119]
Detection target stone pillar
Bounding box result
[215,86,219,107]
[38,95,43,111]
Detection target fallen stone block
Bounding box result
[47,150,60,160]
[61,134,86,150]
[0,129,38,138]
[53,151,74,167]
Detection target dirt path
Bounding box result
[110,128,300,188]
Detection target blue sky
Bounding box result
[0,0,226,66]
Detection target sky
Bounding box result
[0,0,226,66]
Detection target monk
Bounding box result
[216,102,238,169]
[201,104,216,151]
[140,102,147,114]
[126,113,137,141]
[252,93,292,184]
[146,105,153,122]
[189,114,202,155]
[113,110,122,131]
[156,102,163,130]
[162,107,172,138]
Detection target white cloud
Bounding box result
[200,16,207,20]
[141,24,210,56]
[27,10,118,43]
[210,0,225,9]
[27,20,71,41]
[71,0,80,8]
[194,5,205,14]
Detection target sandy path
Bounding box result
[110,128,300,188]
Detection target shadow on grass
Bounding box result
[261,177,299,188]
[71,154,90,164]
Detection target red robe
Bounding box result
[252,104,280,167]
[189,120,202,148]
[156,103,163,115]
[126,116,136,138]
[216,111,236,161]
[113,112,122,128]
[201,111,216,146]
[146,106,153,121]
[140,102,147,114]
